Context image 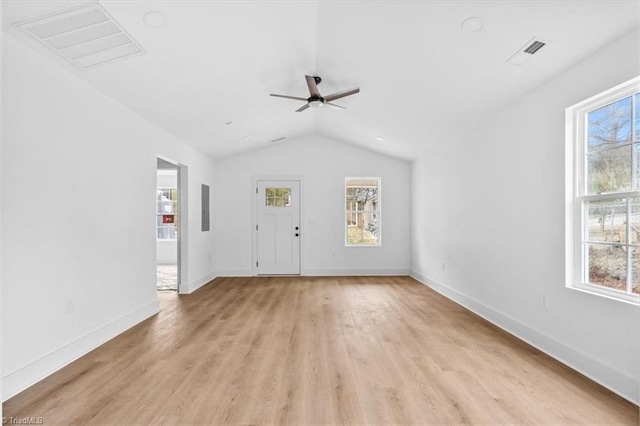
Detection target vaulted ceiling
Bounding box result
[3,1,639,160]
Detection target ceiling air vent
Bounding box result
[14,3,145,69]
[506,37,549,66]
[523,40,546,54]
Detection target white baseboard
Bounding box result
[410,270,639,406]
[302,267,410,276]
[217,268,410,277]
[2,300,159,402]
[215,269,253,277]
[181,271,217,294]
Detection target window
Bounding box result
[157,188,178,240]
[345,178,380,246]
[266,187,292,207]
[566,77,640,304]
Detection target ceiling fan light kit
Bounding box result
[271,75,360,112]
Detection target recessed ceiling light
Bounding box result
[376,136,385,142]
[461,17,483,33]
[143,11,166,28]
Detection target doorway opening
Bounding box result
[157,158,179,291]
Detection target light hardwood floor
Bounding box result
[4,276,638,425]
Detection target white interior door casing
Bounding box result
[256,180,300,275]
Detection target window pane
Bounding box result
[635,143,640,190]
[266,188,291,207]
[587,96,632,151]
[347,212,357,226]
[346,188,358,204]
[347,213,378,245]
[587,243,627,291]
[587,145,631,194]
[346,179,380,246]
[632,247,640,294]
[635,93,640,141]
[632,198,640,245]
[629,197,639,293]
[585,199,626,243]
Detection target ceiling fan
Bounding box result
[270,75,360,112]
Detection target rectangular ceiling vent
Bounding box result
[14,3,145,69]
[506,37,549,66]
[523,40,546,54]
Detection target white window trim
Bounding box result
[345,177,381,247]
[565,76,640,305]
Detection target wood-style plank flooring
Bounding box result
[4,276,638,425]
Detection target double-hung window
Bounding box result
[566,76,640,304]
[345,178,380,246]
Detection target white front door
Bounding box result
[256,180,300,275]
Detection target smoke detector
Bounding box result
[506,37,549,66]
[13,3,146,69]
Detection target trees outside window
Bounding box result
[345,178,380,246]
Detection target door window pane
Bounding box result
[265,188,291,207]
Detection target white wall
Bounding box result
[1,34,216,400]
[157,241,177,265]
[411,29,640,403]
[157,169,177,188]
[214,135,411,276]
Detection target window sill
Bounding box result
[568,282,639,306]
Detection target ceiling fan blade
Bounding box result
[324,87,360,102]
[324,102,345,110]
[305,75,321,97]
[270,94,308,101]
[295,103,310,112]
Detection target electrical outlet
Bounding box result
[542,295,549,309]
[65,300,75,315]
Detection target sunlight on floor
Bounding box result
[157,264,177,291]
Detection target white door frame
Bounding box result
[157,155,189,293]
[252,175,303,276]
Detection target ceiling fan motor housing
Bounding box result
[269,74,359,112]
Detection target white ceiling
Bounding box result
[3,1,639,160]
